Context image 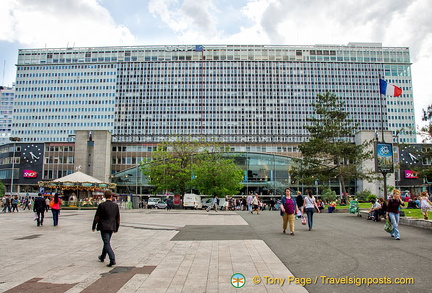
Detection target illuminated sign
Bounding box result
[23,169,38,178]
[405,170,419,179]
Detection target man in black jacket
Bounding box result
[33,193,47,226]
[92,190,120,267]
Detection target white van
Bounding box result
[183,193,202,209]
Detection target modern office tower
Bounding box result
[12,43,415,145]
[0,86,14,145]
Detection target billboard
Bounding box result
[375,142,394,173]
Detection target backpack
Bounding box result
[13,199,18,204]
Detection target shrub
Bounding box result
[356,190,374,202]
[321,188,337,203]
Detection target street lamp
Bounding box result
[9,137,22,196]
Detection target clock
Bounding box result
[400,145,421,165]
[22,144,42,164]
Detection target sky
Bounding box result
[0,0,430,137]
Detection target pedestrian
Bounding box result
[420,191,432,220]
[296,191,304,212]
[33,193,47,226]
[45,196,50,212]
[302,190,320,230]
[280,188,299,235]
[206,195,219,212]
[92,190,120,267]
[11,195,19,212]
[386,189,404,240]
[251,193,260,214]
[246,193,253,213]
[22,196,30,210]
[2,195,11,213]
[166,196,173,211]
[50,193,62,226]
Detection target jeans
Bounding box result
[51,209,60,226]
[100,231,115,263]
[388,212,400,239]
[305,208,315,229]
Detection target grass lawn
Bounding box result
[335,203,426,219]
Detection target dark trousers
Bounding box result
[100,230,115,263]
[36,210,45,226]
[305,208,315,229]
[51,209,60,226]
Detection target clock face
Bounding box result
[22,144,42,164]
[400,146,421,165]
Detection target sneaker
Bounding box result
[107,262,116,267]
[98,255,104,262]
[395,238,400,240]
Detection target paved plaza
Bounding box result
[0,209,306,293]
[1,208,431,293]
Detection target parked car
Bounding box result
[156,200,167,209]
[147,197,162,209]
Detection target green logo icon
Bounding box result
[231,273,246,288]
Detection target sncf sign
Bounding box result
[23,169,38,178]
[405,170,419,179]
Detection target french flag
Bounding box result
[379,79,402,97]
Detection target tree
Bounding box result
[418,104,432,184]
[141,137,244,199]
[295,92,374,201]
[192,152,244,197]
[0,181,5,197]
[140,137,201,196]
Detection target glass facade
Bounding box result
[111,152,353,196]
[12,43,415,146]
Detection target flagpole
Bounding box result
[379,77,387,201]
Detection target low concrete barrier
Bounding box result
[359,210,432,230]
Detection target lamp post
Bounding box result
[9,137,22,196]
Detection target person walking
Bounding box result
[251,193,260,214]
[386,189,404,240]
[280,188,299,235]
[2,195,11,213]
[246,193,253,213]
[420,191,432,220]
[302,190,320,231]
[296,191,304,212]
[33,193,47,226]
[11,195,19,212]
[92,190,120,267]
[206,195,219,212]
[50,193,62,226]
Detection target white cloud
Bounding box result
[0,0,136,48]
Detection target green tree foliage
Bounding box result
[0,181,5,197]
[193,152,244,197]
[140,137,202,196]
[295,92,374,200]
[418,104,432,184]
[140,137,243,197]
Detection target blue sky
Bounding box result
[0,0,430,134]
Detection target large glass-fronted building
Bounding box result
[12,43,415,147]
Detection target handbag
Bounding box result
[49,200,54,208]
[301,216,307,225]
[384,218,393,233]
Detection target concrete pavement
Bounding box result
[0,209,307,293]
